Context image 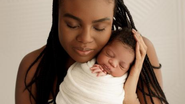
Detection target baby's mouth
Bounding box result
[101,64,111,74]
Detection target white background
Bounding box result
[0,0,184,104]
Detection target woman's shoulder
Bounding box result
[18,46,46,79]
[142,36,163,87]
[19,46,45,71]
[15,46,45,104]
[142,36,153,47]
[142,36,160,67]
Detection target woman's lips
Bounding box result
[74,47,94,56]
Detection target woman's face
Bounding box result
[58,0,114,62]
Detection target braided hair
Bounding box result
[24,0,168,104]
[114,0,168,104]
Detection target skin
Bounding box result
[123,30,163,104]
[91,39,135,77]
[15,0,163,104]
[58,0,114,63]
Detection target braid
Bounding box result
[115,0,169,103]
[25,0,69,104]
[24,0,168,104]
[113,0,136,30]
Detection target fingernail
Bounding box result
[132,29,136,32]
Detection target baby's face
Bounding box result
[97,40,135,77]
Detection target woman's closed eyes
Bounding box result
[65,21,106,32]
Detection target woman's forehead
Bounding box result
[60,0,115,8]
[59,0,115,22]
[60,0,115,4]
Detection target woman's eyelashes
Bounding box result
[65,21,106,31]
[66,23,80,29]
[93,27,105,31]
[93,24,106,31]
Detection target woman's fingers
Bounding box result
[132,29,146,48]
[132,29,147,60]
[130,29,147,75]
[135,42,141,60]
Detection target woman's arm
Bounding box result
[123,29,147,104]
[137,37,163,104]
[15,46,45,104]
[123,30,163,104]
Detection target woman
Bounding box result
[15,0,168,104]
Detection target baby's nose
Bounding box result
[108,59,117,68]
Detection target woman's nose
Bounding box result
[108,59,117,68]
[76,27,93,44]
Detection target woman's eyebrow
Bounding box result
[92,17,111,23]
[64,13,82,22]
[63,13,111,23]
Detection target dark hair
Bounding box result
[110,27,136,52]
[24,0,168,104]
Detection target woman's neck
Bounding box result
[66,57,75,69]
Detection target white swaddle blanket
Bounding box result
[56,58,128,104]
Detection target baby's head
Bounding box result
[97,27,136,77]
[110,27,136,53]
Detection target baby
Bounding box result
[56,27,136,104]
[91,27,136,77]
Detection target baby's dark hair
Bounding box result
[110,27,136,52]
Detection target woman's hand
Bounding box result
[130,29,147,77]
[123,29,147,104]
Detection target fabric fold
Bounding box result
[56,58,127,104]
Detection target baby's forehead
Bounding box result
[110,40,135,55]
[110,39,131,48]
[122,44,135,56]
